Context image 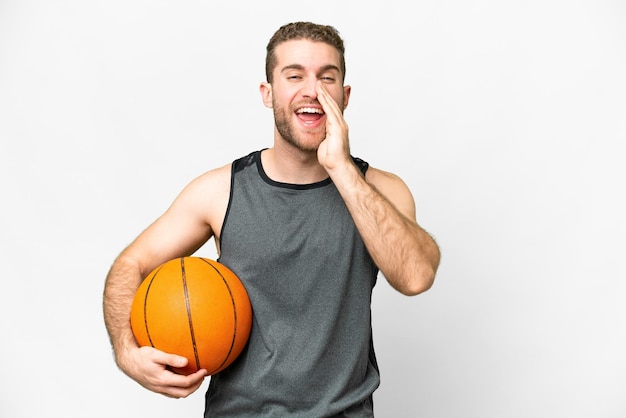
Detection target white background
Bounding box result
[1,1,625,417]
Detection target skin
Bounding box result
[103,38,440,398]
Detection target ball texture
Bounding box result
[130,256,252,375]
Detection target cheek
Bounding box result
[271,90,293,110]
[272,95,290,115]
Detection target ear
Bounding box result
[260,82,273,108]
[342,85,351,110]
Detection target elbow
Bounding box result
[387,264,436,296]
[385,245,441,296]
[402,268,436,296]
[394,256,439,296]
[410,246,441,295]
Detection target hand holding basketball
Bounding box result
[130,257,253,376]
[117,345,207,399]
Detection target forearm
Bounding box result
[103,252,208,397]
[103,255,143,363]
[330,163,440,295]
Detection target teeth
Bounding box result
[297,107,323,114]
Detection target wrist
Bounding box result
[326,158,363,190]
[113,332,139,369]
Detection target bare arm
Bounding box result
[331,164,439,295]
[102,164,231,397]
[104,255,208,398]
[316,82,440,295]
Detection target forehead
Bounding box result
[274,39,341,72]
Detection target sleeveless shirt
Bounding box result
[204,150,380,417]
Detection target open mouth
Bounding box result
[295,106,325,124]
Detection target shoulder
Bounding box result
[364,166,406,192]
[193,162,232,189]
[170,163,232,228]
[365,166,416,219]
[181,163,232,200]
[155,162,233,248]
[185,149,261,213]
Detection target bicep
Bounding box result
[366,168,417,221]
[122,167,229,277]
[131,211,212,276]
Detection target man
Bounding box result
[103,21,440,417]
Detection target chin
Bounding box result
[285,133,325,153]
[299,138,325,153]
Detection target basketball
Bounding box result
[130,256,252,376]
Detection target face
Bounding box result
[260,39,351,152]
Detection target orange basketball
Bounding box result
[130,256,252,376]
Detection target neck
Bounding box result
[261,145,329,185]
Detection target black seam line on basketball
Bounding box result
[143,266,163,349]
[200,258,238,374]
[181,257,201,371]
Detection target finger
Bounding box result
[316,82,342,122]
[167,368,207,388]
[158,368,208,398]
[146,347,189,369]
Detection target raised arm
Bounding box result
[334,165,439,295]
[102,164,231,397]
[316,82,440,295]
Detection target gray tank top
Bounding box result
[204,150,380,417]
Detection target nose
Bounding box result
[300,77,318,99]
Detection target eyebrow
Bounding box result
[280,64,341,75]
